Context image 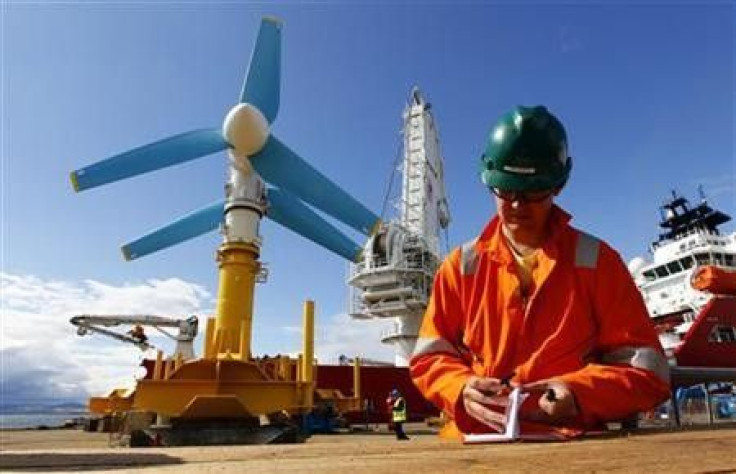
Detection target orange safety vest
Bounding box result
[410,206,670,439]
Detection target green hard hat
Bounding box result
[480,105,572,191]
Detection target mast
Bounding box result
[348,87,450,366]
[653,190,731,249]
[401,87,451,255]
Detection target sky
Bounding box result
[2,2,734,404]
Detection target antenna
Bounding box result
[698,184,707,203]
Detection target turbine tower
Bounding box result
[349,87,451,366]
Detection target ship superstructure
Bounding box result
[348,87,450,366]
[629,191,736,365]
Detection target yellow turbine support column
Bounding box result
[353,356,361,402]
[213,242,260,359]
[297,354,303,382]
[153,350,164,380]
[204,317,216,359]
[302,300,315,408]
[163,358,173,379]
[174,352,184,371]
[239,321,248,361]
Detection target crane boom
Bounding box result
[74,323,154,351]
[70,314,199,359]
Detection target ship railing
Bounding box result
[653,226,723,249]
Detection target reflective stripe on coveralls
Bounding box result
[413,337,462,358]
[413,230,669,383]
[460,238,479,275]
[602,346,670,383]
[575,231,599,268]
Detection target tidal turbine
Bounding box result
[70,16,377,444]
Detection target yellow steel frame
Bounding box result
[88,388,134,415]
[128,241,317,419]
[90,241,362,422]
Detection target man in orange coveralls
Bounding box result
[410,105,670,440]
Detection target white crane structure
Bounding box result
[70,314,199,360]
[348,87,451,366]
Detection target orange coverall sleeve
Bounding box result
[410,249,475,423]
[558,243,671,425]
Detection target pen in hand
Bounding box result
[500,372,516,389]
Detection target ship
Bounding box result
[628,190,736,368]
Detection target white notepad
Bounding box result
[462,387,529,443]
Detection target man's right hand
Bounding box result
[461,376,511,432]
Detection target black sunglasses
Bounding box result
[491,187,554,203]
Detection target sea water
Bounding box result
[0,412,86,429]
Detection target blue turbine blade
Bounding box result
[267,187,362,262]
[251,135,381,236]
[70,129,229,192]
[240,17,281,124]
[122,201,224,260]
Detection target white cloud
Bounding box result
[311,312,396,365]
[1,272,402,408]
[1,272,213,404]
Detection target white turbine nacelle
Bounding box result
[223,103,270,173]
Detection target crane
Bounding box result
[70,314,199,359]
[348,87,451,366]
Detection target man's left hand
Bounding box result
[520,379,578,425]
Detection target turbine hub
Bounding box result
[223,103,269,158]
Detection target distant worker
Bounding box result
[410,106,670,440]
[128,324,148,344]
[390,389,410,440]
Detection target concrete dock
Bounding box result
[2,424,735,473]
